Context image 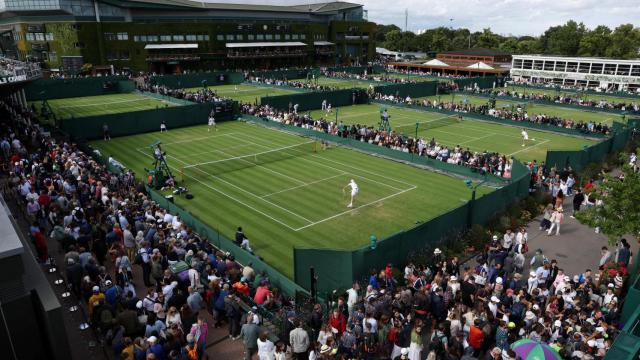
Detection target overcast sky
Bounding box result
[201,0,640,36]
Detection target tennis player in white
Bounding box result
[208,115,216,132]
[521,129,529,147]
[343,179,359,208]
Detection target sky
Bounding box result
[201,0,640,36]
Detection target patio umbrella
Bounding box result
[511,339,562,360]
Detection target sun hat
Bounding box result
[320,345,331,354]
[529,271,536,277]
[525,311,535,320]
[401,348,409,355]
[554,320,562,327]
[450,275,457,281]
[492,235,498,241]
[433,248,442,255]
[532,304,540,311]
[491,296,500,303]
[607,283,614,288]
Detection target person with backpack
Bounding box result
[429,323,448,358]
[189,316,208,359]
[362,322,378,359]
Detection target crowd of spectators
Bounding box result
[375,94,611,135]
[0,99,293,360]
[0,56,41,80]
[240,103,514,178]
[320,70,417,84]
[509,79,640,96]
[461,87,640,113]
[137,81,232,105]
[246,77,342,92]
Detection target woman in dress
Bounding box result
[257,331,275,360]
[408,324,423,360]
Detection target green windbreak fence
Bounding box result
[242,115,507,183]
[250,69,309,80]
[25,76,133,100]
[545,126,632,172]
[454,76,502,90]
[61,102,235,140]
[149,72,244,88]
[373,100,607,139]
[145,186,310,298]
[260,88,369,111]
[373,81,438,98]
[294,158,531,293]
[326,65,385,75]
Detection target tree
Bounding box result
[576,156,640,246]
[538,20,587,55]
[382,30,403,51]
[474,28,502,49]
[578,25,612,57]
[498,37,519,54]
[606,24,640,59]
[375,24,402,43]
[515,38,542,54]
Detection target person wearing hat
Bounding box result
[603,283,618,306]
[146,335,164,359]
[547,206,564,236]
[393,347,409,360]
[88,285,105,318]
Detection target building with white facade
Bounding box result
[510,55,640,92]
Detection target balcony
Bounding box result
[0,57,42,84]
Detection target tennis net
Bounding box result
[182,141,317,175]
[393,115,460,135]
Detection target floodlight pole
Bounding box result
[466,176,487,227]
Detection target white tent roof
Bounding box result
[466,62,494,70]
[225,42,306,48]
[314,41,335,46]
[144,44,198,50]
[376,47,398,55]
[423,59,449,67]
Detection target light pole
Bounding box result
[465,176,487,226]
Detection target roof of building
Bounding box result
[226,41,307,48]
[439,48,510,57]
[144,43,198,49]
[117,0,363,13]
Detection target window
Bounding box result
[543,61,554,71]
[48,51,57,61]
[186,35,197,41]
[513,59,523,69]
[532,60,543,70]
[590,63,603,74]
[216,34,224,41]
[147,35,158,42]
[247,34,255,41]
[256,34,264,40]
[117,32,128,40]
[617,64,631,76]
[292,34,299,40]
[161,35,172,42]
[173,35,184,41]
[265,34,273,40]
[225,34,234,40]
[34,32,45,41]
[236,34,243,41]
[631,66,640,77]
[578,63,590,73]
[300,34,306,40]
[71,24,82,30]
[522,60,532,69]
[139,35,147,42]
[25,33,35,41]
[275,34,281,40]
[104,32,117,41]
[45,33,54,41]
[75,42,85,49]
[554,61,566,72]
[566,62,578,72]
[120,50,130,60]
[133,35,140,42]
[604,63,616,75]
[196,34,206,41]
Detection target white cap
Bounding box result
[491,296,499,303]
[433,248,442,254]
[496,277,503,284]
[595,327,605,333]
[136,300,143,309]
[450,275,457,281]
[554,320,562,327]
[147,336,157,343]
[401,348,409,355]
[532,304,540,311]
[493,235,498,241]
[530,271,536,277]
[608,283,614,288]
[92,286,99,292]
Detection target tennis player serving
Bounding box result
[343,179,359,208]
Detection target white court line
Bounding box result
[240,133,416,190]
[172,142,255,159]
[261,173,347,198]
[184,141,314,168]
[457,133,495,145]
[294,186,417,231]
[508,139,550,156]
[392,114,459,128]
[135,148,308,230]
[136,132,238,150]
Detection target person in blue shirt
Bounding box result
[104,280,122,308]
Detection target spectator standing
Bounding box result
[290,320,310,359]
[240,316,261,360]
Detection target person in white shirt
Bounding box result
[343,179,359,208]
[346,282,359,319]
[208,115,217,132]
[521,129,529,147]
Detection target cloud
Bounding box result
[199,0,640,36]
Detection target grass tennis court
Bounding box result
[90,121,493,277]
[31,93,177,119]
[417,94,619,125]
[183,83,301,104]
[504,85,640,105]
[382,72,446,82]
[309,103,598,163]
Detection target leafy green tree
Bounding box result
[382,30,403,50]
[535,20,586,55]
[375,24,402,43]
[499,37,519,53]
[474,28,503,49]
[578,25,612,57]
[576,157,640,246]
[606,24,640,59]
[515,38,542,54]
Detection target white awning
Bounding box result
[423,59,450,67]
[467,62,494,70]
[314,41,335,46]
[225,42,307,48]
[144,44,198,50]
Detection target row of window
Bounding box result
[106,50,130,61]
[130,33,308,43]
[513,59,640,77]
[216,33,306,41]
[104,32,129,41]
[25,32,54,41]
[133,34,210,42]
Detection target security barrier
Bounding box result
[25,76,133,100]
[61,102,235,141]
[149,72,244,88]
[261,89,369,111]
[373,81,438,99]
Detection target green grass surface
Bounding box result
[90,121,493,278]
[184,83,300,104]
[382,72,443,82]
[504,85,640,105]
[314,76,380,90]
[418,94,619,125]
[309,103,598,163]
[31,93,177,119]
